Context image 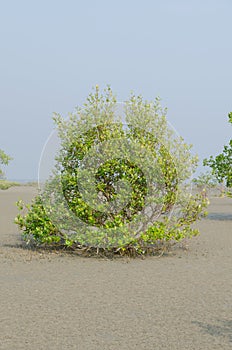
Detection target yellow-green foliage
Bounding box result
[15,87,208,256]
[0,149,12,180]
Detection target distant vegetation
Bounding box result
[192,171,221,197]
[0,180,20,190]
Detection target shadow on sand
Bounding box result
[192,319,232,343]
[205,213,232,221]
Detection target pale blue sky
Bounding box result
[1,0,231,180]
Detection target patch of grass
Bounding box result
[0,180,21,190]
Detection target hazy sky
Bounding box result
[1,0,231,180]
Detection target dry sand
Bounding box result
[0,186,231,350]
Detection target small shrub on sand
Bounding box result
[15,87,208,257]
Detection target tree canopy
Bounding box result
[204,113,232,188]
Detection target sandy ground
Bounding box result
[0,186,231,350]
